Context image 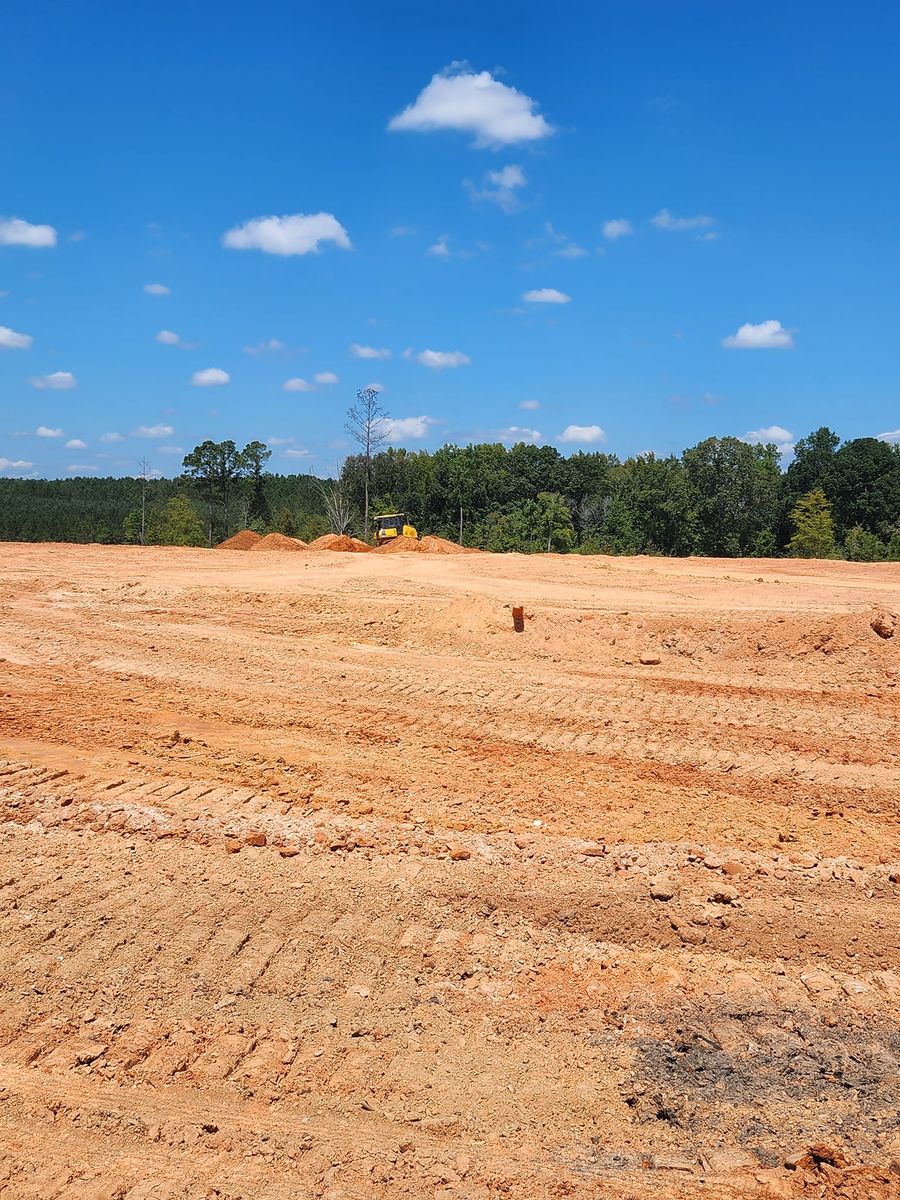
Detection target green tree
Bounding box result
[182,440,246,543]
[537,491,575,551]
[155,496,206,546]
[787,488,838,559]
[843,525,887,562]
[242,440,272,527]
[683,436,782,556]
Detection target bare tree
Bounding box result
[346,387,388,541]
[320,483,352,534]
[137,457,152,546]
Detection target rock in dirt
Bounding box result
[870,611,896,639]
[649,876,677,901]
[708,884,738,904]
[639,653,662,666]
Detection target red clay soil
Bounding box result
[249,532,307,552]
[308,533,372,552]
[375,534,427,553]
[419,534,474,554]
[0,543,898,1198]
[216,529,262,550]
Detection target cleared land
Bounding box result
[0,542,898,1199]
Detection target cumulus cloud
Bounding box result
[192,367,230,386]
[65,439,87,450]
[222,213,351,256]
[877,429,900,444]
[314,371,338,384]
[134,424,174,438]
[67,464,98,473]
[554,242,589,258]
[722,320,794,349]
[651,208,715,231]
[499,425,541,443]
[466,164,527,212]
[283,377,315,392]
[391,224,417,237]
[155,329,180,345]
[388,65,554,147]
[408,348,471,370]
[558,424,606,444]
[523,287,571,304]
[520,399,540,410]
[243,338,284,355]
[0,217,57,247]
[350,343,391,359]
[157,445,184,454]
[29,370,77,389]
[743,424,793,445]
[143,283,171,295]
[384,416,437,441]
[0,457,34,470]
[36,426,64,438]
[283,447,313,458]
[0,325,33,350]
[267,437,294,446]
[426,234,451,257]
[100,432,124,443]
[603,218,634,240]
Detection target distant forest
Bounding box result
[1,427,898,559]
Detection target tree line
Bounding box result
[0,424,897,559]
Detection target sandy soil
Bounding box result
[0,542,898,1199]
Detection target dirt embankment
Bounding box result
[0,543,897,1199]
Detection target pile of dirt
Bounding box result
[376,535,426,553]
[419,534,474,554]
[216,529,261,551]
[249,532,307,552]
[308,533,372,552]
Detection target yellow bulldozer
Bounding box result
[374,512,418,543]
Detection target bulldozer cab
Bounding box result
[375,513,418,541]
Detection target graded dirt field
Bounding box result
[0,542,898,1199]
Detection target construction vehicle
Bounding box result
[374,512,418,542]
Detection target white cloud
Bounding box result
[384,416,437,441]
[65,439,87,450]
[67,464,98,473]
[143,283,171,295]
[388,65,554,147]
[157,445,184,454]
[134,424,174,438]
[192,367,230,386]
[499,425,541,444]
[100,432,124,443]
[0,325,33,350]
[243,338,283,355]
[350,343,391,359]
[0,217,57,248]
[0,457,34,470]
[523,287,571,304]
[36,426,64,438]
[426,234,451,257]
[222,213,351,256]
[559,424,606,444]
[877,429,900,444]
[554,242,589,258]
[603,218,634,240]
[651,208,715,231]
[267,437,294,446]
[155,329,180,345]
[743,425,793,445]
[722,320,794,350]
[283,377,315,392]
[283,447,313,458]
[410,348,471,370]
[390,225,417,237]
[466,164,527,212]
[314,371,338,384]
[520,399,540,410]
[364,381,384,393]
[29,370,77,389]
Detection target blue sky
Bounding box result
[2,0,898,479]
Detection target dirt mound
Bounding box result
[249,532,307,552]
[420,534,474,554]
[216,529,261,551]
[376,534,426,553]
[308,533,372,552]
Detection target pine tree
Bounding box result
[787,488,837,559]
